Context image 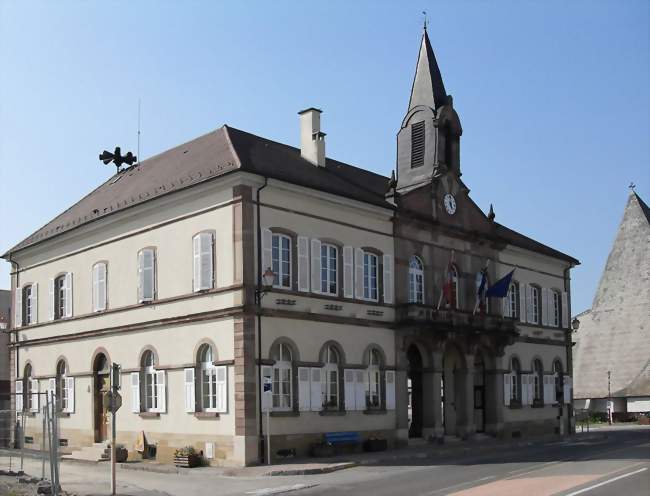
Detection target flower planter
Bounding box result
[363,439,387,452]
[173,454,201,468]
[115,447,129,463]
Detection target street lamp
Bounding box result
[571,317,580,332]
[256,268,275,303]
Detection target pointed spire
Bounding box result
[408,28,448,112]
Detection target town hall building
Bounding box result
[3,28,579,466]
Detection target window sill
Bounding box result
[319,410,345,416]
[270,411,299,417]
[363,409,387,415]
[193,412,219,419]
[139,412,160,418]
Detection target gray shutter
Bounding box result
[561,292,569,329]
[541,288,549,326]
[97,264,107,311]
[66,377,75,413]
[297,236,310,292]
[354,248,364,299]
[309,238,321,293]
[137,251,144,302]
[140,249,155,301]
[131,372,140,413]
[184,368,196,413]
[382,254,394,304]
[64,273,73,318]
[14,287,21,328]
[261,228,273,275]
[343,246,354,298]
[385,370,395,409]
[215,366,227,413]
[15,380,23,412]
[48,278,55,321]
[503,374,511,406]
[156,370,167,413]
[518,284,526,322]
[310,368,322,412]
[30,379,39,412]
[298,367,311,411]
[563,376,572,404]
[344,369,355,411]
[200,233,214,290]
[192,235,200,291]
[31,283,38,323]
[525,284,533,323]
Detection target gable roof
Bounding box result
[573,191,650,399]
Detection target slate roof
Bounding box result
[573,192,650,399]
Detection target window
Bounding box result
[272,234,291,289]
[323,346,339,409]
[24,364,33,412]
[271,343,292,411]
[92,262,107,312]
[193,232,214,291]
[22,285,35,325]
[408,256,424,304]
[366,349,382,409]
[450,265,460,309]
[551,290,561,327]
[553,360,563,403]
[533,359,543,403]
[142,351,158,412]
[510,357,521,404]
[410,121,425,168]
[530,286,540,324]
[138,248,156,302]
[56,360,68,412]
[506,282,519,318]
[320,244,338,295]
[54,275,68,320]
[363,252,378,301]
[199,344,217,411]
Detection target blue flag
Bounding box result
[486,270,515,298]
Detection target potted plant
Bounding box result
[363,437,387,452]
[173,446,201,468]
[114,444,129,463]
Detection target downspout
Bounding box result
[563,264,574,434]
[7,252,20,379]
[256,177,268,463]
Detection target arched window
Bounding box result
[141,351,159,412]
[533,359,543,403]
[271,343,293,411]
[23,364,33,412]
[510,357,521,404]
[56,360,68,412]
[408,256,424,304]
[323,346,339,409]
[366,348,382,409]
[553,360,563,403]
[506,281,519,318]
[198,344,217,412]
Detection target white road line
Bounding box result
[563,467,648,496]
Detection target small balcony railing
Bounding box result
[396,303,517,333]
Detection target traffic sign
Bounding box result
[103,391,122,413]
[263,375,272,394]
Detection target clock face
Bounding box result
[444,194,457,215]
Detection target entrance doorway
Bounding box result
[407,345,423,438]
[443,344,465,436]
[93,353,110,442]
[473,354,486,433]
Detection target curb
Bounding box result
[266,462,358,476]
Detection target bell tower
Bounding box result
[396,28,462,193]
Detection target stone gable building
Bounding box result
[3,29,578,466]
[573,191,650,416]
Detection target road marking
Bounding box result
[245,484,318,495]
[421,475,496,495]
[563,467,648,496]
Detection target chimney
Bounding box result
[298,107,326,167]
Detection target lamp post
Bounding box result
[607,370,612,425]
[256,267,275,464]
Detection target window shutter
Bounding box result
[184,368,196,413]
[527,374,535,405]
[563,376,572,404]
[309,238,321,293]
[344,369,355,411]
[310,368,322,412]
[64,272,73,318]
[30,379,39,412]
[355,370,366,410]
[343,246,354,298]
[14,288,22,328]
[525,284,533,323]
[503,374,511,406]
[48,278,55,321]
[518,284,526,323]
[354,248,364,299]
[561,292,569,329]
[66,377,75,413]
[521,375,528,406]
[541,288,549,326]
[543,375,552,405]
[385,370,396,410]
[382,254,394,304]
[155,370,167,413]
[130,372,140,413]
[298,367,311,411]
[260,365,273,411]
[15,380,23,412]
[137,251,144,301]
[93,264,99,311]
[192,235,200,291]
[199,233,214,291]
[502,296,509,318]
[261,228,273,275]
[215,366,227,413]
[48,378,56,410]
[295,236,309,293]
[99,264,107,311]
[31,282,38,324]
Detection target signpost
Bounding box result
[110,363,122,496]
[263,375,272,465]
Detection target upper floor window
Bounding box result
[193,232,215,292]
[410,121,425,168]
[529,285,540,324]
[92,262,107,312]
[138,248,156,302]
[408,256,424,304]
[52,273,72,320]
[323,346,340,409]
[363,252,378,301]
[21,284,36,325]
[506,281,519,318]
[551,290,561,327]
[272,234,291,289]
[271,342,293,411]
[320,244,338,295]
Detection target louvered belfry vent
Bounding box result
[410,121,425,168]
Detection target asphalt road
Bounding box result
[294,426,650,496]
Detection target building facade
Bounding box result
[3,30,578,466]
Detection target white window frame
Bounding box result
[23,285,34,325]
[271,343,292,411]
[199,345,218,412]
[533,360,543,402]
[54,275,66,320]
[320,244,338,296]
[507,282,518,318]
[363,252,378,302]
[138,248,156,302]
[323,346,339,409]
[366,349,381,409]
[92,262,107,312]
[530,286,540,324]
[510,358,521,403]
[193,232,215,292]
[142,351,158,412]
[551,290,560,327]
[408,256,424,304]
[56,361,68,412]
[272,234,292,289]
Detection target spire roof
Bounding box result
[408,28,448,111]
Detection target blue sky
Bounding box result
[0,1,648,314]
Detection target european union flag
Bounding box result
[486,270,515,298]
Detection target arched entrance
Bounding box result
[473,354,486,433]
[407,345,423,438]
[442,343,466,436]
[93,353,110,442]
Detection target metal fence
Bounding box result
[0,392,60,496]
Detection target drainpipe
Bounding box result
[256,177,268,463]
[563,265,574,434]
[7,252,20,379]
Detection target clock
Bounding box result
[443,193,457,215]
